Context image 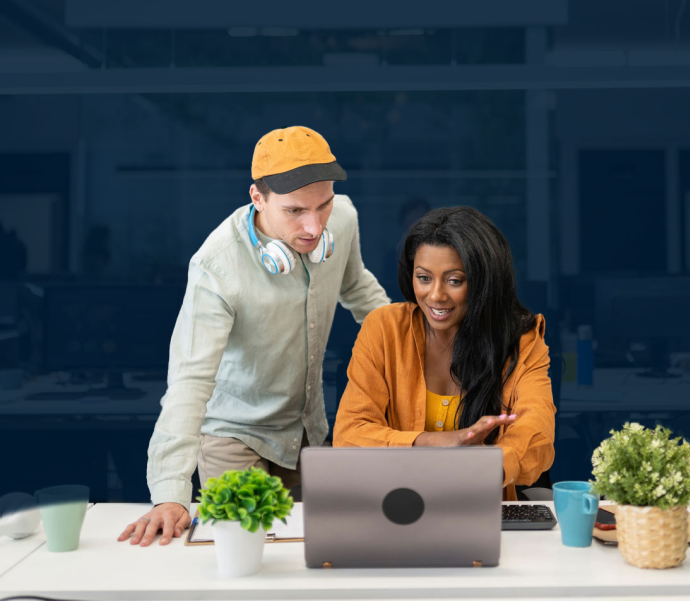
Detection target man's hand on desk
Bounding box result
[413,414,517,447]
[117,502,191,547]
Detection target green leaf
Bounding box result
[248,516,260,533]
[241,498,257,513]
[241,515,252,531]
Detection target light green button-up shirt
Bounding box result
[147,195,390,509]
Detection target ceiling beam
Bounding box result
[2,65,690,95]
[65,0,568,29]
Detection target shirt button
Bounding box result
[436,420,444,428]
[442,399,450,406]
[309,323,315,329]
[310,355,314,361]
[292,445,297,450]
[294,438,299,443]
[307,384,311,391]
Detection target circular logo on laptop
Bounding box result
[382,488,425,525]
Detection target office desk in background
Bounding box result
[555,368,690,482]
[560,368,690,413]
[1,502,689,600]
[0,374,166,500]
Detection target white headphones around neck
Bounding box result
[247,205,334,275]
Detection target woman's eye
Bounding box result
[416,275,431,283]
[449,279,465,286]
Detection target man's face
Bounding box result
[250,180,335,254]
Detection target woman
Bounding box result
[333,207,555,500]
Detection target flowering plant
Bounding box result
[590,423,690,510]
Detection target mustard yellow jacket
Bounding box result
[333,302,556,501]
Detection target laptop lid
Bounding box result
[301,446,503,569]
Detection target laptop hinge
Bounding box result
[266,533,276,542]
[473,561,483,568]
[322,561,333,569]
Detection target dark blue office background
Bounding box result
[1,0,689,501]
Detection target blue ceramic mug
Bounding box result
[552,481,599,547]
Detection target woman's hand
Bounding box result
[413,413,516,447]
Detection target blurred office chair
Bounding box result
[519,487,553,501]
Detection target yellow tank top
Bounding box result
[425,390,463,432]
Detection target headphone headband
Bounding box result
[248,205,262,249]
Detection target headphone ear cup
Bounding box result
[308,230,334,264]
[265,240,296,274]
[325,230,334,258]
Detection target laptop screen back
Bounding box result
[301,446,503,568]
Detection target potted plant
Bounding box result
[590,423,690,569]
[197,467,294,577]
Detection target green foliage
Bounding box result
[196,467,293,533]
[590,423,690,510]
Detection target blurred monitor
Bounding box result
[21,283,185,398]
[594,277,690,377]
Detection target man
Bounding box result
[118,126,389,546]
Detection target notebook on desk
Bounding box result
[185,502,304,545]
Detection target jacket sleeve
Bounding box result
[146,258,234,510]
[338,202,390,324]
[497,340,556,487]
[333,314,422,447]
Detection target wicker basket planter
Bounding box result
[616,505,688,569]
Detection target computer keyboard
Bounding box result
[502,504,557,530]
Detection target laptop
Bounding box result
[301,446,503,569]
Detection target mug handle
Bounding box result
[582,493,598,515]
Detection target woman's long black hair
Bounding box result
[398,207,536,444]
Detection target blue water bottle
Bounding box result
[577,325,593,386]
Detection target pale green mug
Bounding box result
[34,485,89,552]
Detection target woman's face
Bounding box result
[413,244,468,338]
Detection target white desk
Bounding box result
[1,502,689,600]
[0,503,94,580]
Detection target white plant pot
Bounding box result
[212,520,265,577]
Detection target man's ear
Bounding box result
[249,183,267,211]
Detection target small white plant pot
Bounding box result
[212,520,265,577]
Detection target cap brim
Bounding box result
[262,161,347,195]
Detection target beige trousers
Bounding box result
[197,433,306,490]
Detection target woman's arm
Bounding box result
[333,315,422,447]
[413,414,516,447]
[496,342,556,487]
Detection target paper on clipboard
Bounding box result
[187,502,304,544]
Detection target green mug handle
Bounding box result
[582,493,598,515]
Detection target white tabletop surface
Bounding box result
[0,524,45,580]
[0,503,94,580]
[1,502,689,600]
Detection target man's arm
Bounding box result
[146,257,235,510]
[338,204,390,324]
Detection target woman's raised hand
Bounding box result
[413,414,516,447]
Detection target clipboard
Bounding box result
[185,502,304,545]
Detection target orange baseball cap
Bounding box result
[251,126,347,194]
